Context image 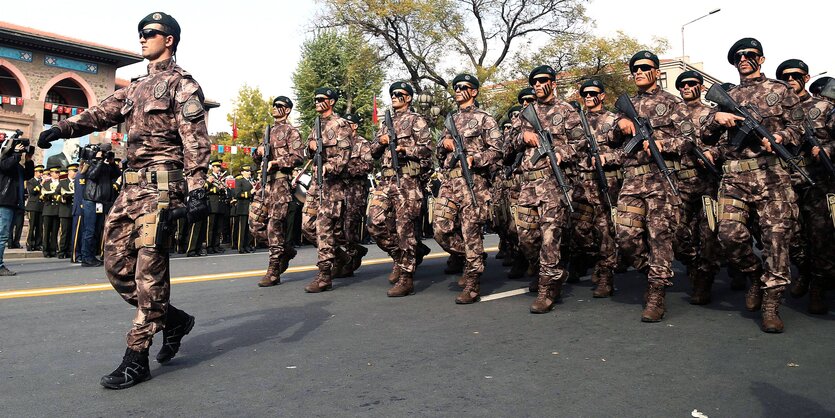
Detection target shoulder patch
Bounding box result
[291,140,302,150]
[655,103,668,116]
[570,127,585,140]
[808,107,822,120]
[766,93,780,107]
[154,80,168,99]
[551,114,564,126]
[337,139,350,149]
[790,107,805,121]
[182,98,204,120]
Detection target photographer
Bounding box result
[78,143,120,267]
[0,132,35,275]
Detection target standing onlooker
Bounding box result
[0,133,35,275]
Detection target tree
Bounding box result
[318,0,588,92]
[292,29,385,139]
[218,85,272,175]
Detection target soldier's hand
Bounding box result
[308,140,317,151]
[595,154,606,167]
[773,134,783,144]
[702,151,715,166]
[811,145,829,159]
[466,155,474,167]
[714,112,744,128]
[256,145,264,156]
[642,140,664,154]
[186,188,209,224]
[522,131,539,147]
[617,119,635,136]
[379,133,389,145]
[267,161,276,172]
[761,138,773,154]
[37,127,61,149]
[442,137,455,151]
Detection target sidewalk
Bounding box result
[5,248,44,259]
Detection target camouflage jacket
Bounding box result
[613,87,688,168]
[372,109,433,172]
[797,93,835,178]
[508,97,574,172]
[56,58,209,191]
[566,108,622,172]
[305,113,353,201]
[703,75,804,161]
[252,120,304,174]
[677,100,721,169]
[437,104,503,176]
[346,134,374,179]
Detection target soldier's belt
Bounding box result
[123,169,184,185]
[677,168,698,180]
[578,170,622,181]
[722,156,779,174]
[267,172,289,181]
[502,178,519,188]
[446,167,465,179]
[615,203,646,228]
[521,168,551,182]
[382,161,421,178]
[623,161,680,179]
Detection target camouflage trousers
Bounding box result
[103,176,187,351]
[250,179,294,263]
[301,182,346,270]
[570,176,620,280]
[433,175,490,275]
[343,178,369,258]
[367,176,423,273]
[492,177,521,256]
[797,179,835,282]
[514,176,570,282]
[615,171,680,286]
[673,175,721,277]
[717,166,797,289]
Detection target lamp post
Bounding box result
[681,8,721,60]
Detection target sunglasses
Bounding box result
[314,97,329,103]
[391,92,408,99]
[273,104,288,109]
[531,77,553,86]
[580,91,600,98]
[779,72,806,82]
[631,64,656,73]
[521,97,535,103]
[733,50,760,64]
[139,28,168,40]
[453,84,473,92]
[679,81,701,88]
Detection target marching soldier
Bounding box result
[56,164,77,259]
[701,38,804,333]
[775,59,835,314]
[338,113,373,277]
[234,165,254,254]
[435,73,502,304]
[41,166,60,258]
[566,79,623,298]
[368,81,433,297]
[38,11,210,387]
[205,159,227,254]
[251,95,304,286]
[25,165,44,251]
[501,102,530,280]
[507,66,573,312]
[614,51,689,322]
[301,87,353,293]
[672,71,722,304]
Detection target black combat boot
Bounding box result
[100,348,151,389]
[156,307,195,364]
[415,242,431,266]
[444,253,465,274]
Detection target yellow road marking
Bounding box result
[0,247,498,300]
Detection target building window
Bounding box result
[659,72,668,89]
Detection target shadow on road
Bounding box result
[751,381,835,417]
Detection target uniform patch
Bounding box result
[182,98,203,119]
[291,140,302,150]
[699,115,708,125]
[766,93,780,106]
[551,114,563,125]
[152,12,162,20]
[680,121,695,134]
[154,80,168,99]
[326,129,335,140]
[790,107,805,121]
[655,103,668,116]
[570,127,585,140]
[601,122,612,133]
[467,119,478,129]
[337,139,350,148]
[488,128,501,140]
[808,107,822,120]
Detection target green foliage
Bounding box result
[292,29,385,139]
[225,84,273,144]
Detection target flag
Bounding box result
[231,146,238,155]
[2,96,9,104]
[232,116,238,139]
[17,98,22,105]
[44,102,52,110]
[372,96,378,125]
[218,145,225,154]
[210,144,218,152]
[10,97,17,106]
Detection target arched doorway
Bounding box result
[0,66,24,112]
[42,78,90,126]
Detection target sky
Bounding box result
[2,0,832,134]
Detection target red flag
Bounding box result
[211,144,218,152]
[372,97,378,125]
[232,116,238,139]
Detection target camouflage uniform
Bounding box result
[368,109,433,294]
[54,57,209,351]
[340,132,374,276]
[508,96,574,310]
[251,121,304,286]
[302,114,353,292]
[435,105,502,302]
[702,75,803,326]
[566,108,622,295]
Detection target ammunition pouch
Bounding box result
[702,195,718,232]
[827,193,835,229]
[722,156,780,174]
[382,161,421,178]
[433,197,458,222]
[249,199,268,225]
[514,205,540,231]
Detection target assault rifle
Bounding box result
[615,94,680,195]
[313,116,324,204]
[570,101,613,210]
[519,105,573,211]
[801,116,835,178]
[443,113,478,204]
[704,84,814,186]
[383,110,401,186]
[260,124,271,199]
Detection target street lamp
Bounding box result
[681,8,721,60]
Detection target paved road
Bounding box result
[1,235,833,417]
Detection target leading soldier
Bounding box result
[702,38,803,333]
[38,12,210,388]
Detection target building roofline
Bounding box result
[0,21,142,67]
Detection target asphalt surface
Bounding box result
[1,235,834,417]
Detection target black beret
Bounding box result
[138,12,181,40]
[452,74,480,89]
[629,51,659,70]
[507,105,522,118]
[675,70,704,89]
[810,76,833,96]
[528,65,556,85]
[517,87,535,104]
[579,79,605,94]
[343,113,362,125]
[727,37,763,64]
[314,87,338,100]
[273,96,293,109]
[776,59,809,79]
[389,82,414,96]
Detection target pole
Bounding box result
[681,9,721,59]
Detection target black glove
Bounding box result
[37,127,62,149]
[186,188,209,224]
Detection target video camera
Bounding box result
[78,143,114,162]
[0,129,33,157]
